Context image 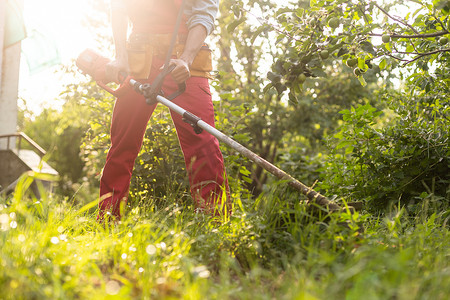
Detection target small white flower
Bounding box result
[10,221,17,229]
[18,234,26,242]
[146,245,156,255]
[159,242,167,250]
[105,280,120,295]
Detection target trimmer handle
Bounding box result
[145,64,186,105]
[165,64,187,101]
[96,71,130,96]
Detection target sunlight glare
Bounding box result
[19,0,101,114]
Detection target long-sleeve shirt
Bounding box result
[184,0,219,36]
[112,0,219,36]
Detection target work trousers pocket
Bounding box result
[127,42,153,79]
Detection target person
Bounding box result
[99,0,229,220]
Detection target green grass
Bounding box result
[0,173,449,299]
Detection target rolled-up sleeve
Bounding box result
[186,0,219,36]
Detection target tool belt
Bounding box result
[127,32,213,79]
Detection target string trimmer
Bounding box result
[76,48,363,213]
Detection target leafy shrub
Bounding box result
[321,95,449,213]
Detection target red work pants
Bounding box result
[98,57,229,220]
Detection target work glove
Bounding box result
[164,58,191,84]
[106,57,130,84]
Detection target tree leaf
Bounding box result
[311,68,327,78]
[337,47,349,57]
[379,58,386,70]
[361,41,375,54]
[227,18,246,33]
[358,75,367,86]
[250,24,268,45]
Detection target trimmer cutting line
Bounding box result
[76,49,361,213]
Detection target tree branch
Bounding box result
[373,2,419,34]
[408,38,420,53]
[402,48,450,65]
[370,30,449,39]
[386,53,409,62]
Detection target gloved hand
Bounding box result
[166,58,191,84]
[105,57,129,83]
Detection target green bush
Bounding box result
[321,94,449,213]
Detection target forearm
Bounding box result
[179,25,208,67]
[110,1,128,60]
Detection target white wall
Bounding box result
[0,0,5,85]
[0,0,24,149]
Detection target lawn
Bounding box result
[0,174,449,299]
